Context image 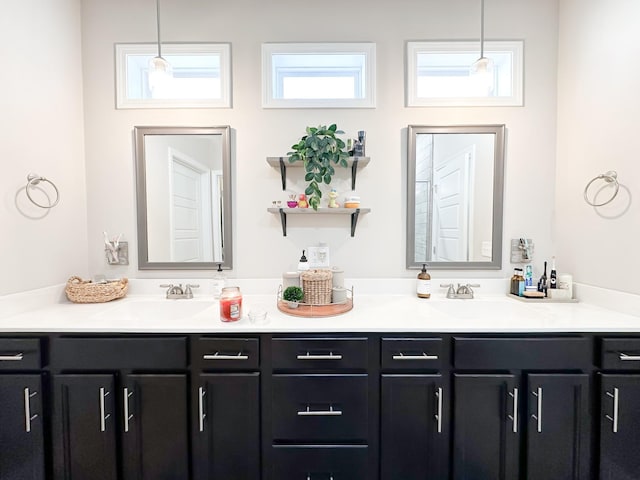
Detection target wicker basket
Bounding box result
[65,276,128,304]
[301,269,333,305]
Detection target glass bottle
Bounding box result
[417,264,431,298]
[219,286,242,322]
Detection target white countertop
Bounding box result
[1,288,639,333]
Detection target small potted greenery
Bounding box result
[287,124,350,210]
[283,285,304,308]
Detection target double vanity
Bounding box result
[1,284,639,480]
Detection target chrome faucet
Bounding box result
[440,283,480,299]
[160,283,199,299]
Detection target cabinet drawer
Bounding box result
[601,338,640,369]
[381,338,443,370]
[0,338,41,370]
[51,337,187,370]
[272,374,368,442]
[193,337,259,370]
[272,337,368,371]
[272,446,369,480]
[454,337,591,370]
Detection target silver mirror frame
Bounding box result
[406,124,505,270]
[134,125,232,270]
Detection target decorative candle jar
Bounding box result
[219,286,242,322]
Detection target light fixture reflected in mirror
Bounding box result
[470,0,494,92]
[148,0,172,92]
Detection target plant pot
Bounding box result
[287,201,298,208]
[287,301,299,308]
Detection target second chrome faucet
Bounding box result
[440,283,480,299]
[160,283,199,299]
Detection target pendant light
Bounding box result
[470,0,494,87]
[148,0,172,91]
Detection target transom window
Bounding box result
[115,43,231,109]
[407,41,523,107]
[262,43,376,108]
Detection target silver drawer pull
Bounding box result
[531,387,543,433]
[307,475,334,480]
[123,388,134,433]
[606,388,619,433]
[435,387,443,433]
[203,352,249,360]
[297,405,343,416]
[24,388,38,433]
[508,388,518,433]
[198,387,206,432]
[297,352,342,360]
[392,352,438,360]
[99,388,111,433]
[0,353,24,361]
[619,353,640,361]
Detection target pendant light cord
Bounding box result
[156,0,162,58]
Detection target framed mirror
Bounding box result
[407,125,505,270]
[134,126,232,270]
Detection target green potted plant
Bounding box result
[287,124,350,210]
[283,285,304,308]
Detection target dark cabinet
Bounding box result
[380,374,449,480]
[525,374,590,480]
[0,374,45,480]
[453,374,519,480]
[599,373,640,480]
[52,373,189,480]
[193,373,260,480]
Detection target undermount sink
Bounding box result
[92,298,216,321]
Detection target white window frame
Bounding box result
[115,43,231,109]
[262,42,376,109]
[407,40,524,107]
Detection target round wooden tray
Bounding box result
[277,298,353,317]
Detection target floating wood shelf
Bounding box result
[267,207,371,237]
[266,156,370,190]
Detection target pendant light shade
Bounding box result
[148,0,172,91]
[470,0,494,88]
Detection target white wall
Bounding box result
[557,0,640,294]
[81,0,559,281]
[0,0,88,295]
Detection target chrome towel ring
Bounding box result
[25,173,60,209]
[584,170,619,207]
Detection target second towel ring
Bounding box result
[584,170,619,207]
[26,173,60,209]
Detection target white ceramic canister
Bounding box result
[332,287,347,304]
[558,274,573,299]
[331,266,344,288]
[282,272,300,289]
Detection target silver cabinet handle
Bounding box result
[100,388,111,433]
[297,352,342,360]
[531,387,543,433]
[392,352,438,360]
[297,405,343,416]
[606,387,619,433]
[619,353,640,361]
[123,388,133,433]
[198,387,206,432]
[508,388,518,433]
[435,387,443,434]
[23,388,38,433]
[307,475,334,480]
[0,353,24,361]
[203,352,249,360]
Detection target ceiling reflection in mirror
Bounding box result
[135,126,232,270]
[407,125,505,270]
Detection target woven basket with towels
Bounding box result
[301,269,333,305]
[65,276,128,304]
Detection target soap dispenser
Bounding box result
[297,250,310,273]
[212,263,226,299]
[417,264,431,298]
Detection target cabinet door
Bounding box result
[52,374,118,480]
[525,374,590,480]
[122,374,189,480]
[193,373,260,480]
[600,374,640,480]
[0,375,45,480]
[453,374,519,480]
[381,374,449,480]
